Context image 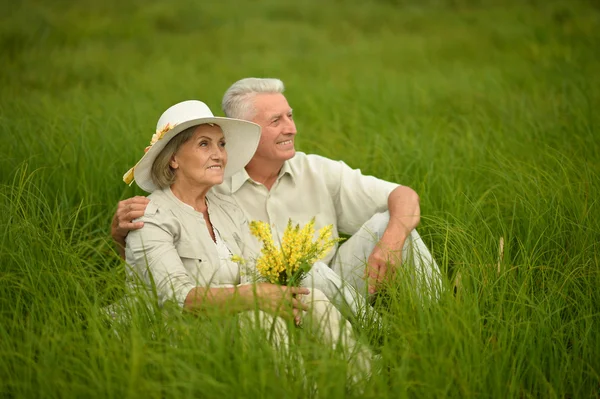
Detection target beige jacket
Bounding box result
[125,187,254,308]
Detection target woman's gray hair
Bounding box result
[150,125,198,189]
[221,78,284,120]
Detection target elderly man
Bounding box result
[113,78,442,297]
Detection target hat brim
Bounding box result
[132,116,261,193]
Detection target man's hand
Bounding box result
[250,283,310,325]
[366,232,406,296]
[111,196,150,258]
[366,186,420,295]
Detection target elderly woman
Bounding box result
[122,100,371,375]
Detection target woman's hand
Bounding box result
[242,283,309,325]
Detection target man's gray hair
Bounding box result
[221,78,284,120]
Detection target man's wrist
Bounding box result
[382,222,410,243]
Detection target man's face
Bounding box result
[249,93,297,163]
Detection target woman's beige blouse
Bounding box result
[125,187,254,308]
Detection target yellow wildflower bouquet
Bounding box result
[233,218,343,287]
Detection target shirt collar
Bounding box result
[279,161,294,180]
[159,187,201,216]
[229,162,295,194]
[230,168,252,194]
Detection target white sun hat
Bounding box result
[123,100,261,193]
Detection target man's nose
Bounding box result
[284,117,297,135]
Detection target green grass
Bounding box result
[1,0,599,397]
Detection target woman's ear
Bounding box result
[169,155,178,170]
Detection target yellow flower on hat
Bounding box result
[123,167,135,185]
[150,123,176,146]
[122,122,178,186]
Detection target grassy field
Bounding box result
[1,0,599,397]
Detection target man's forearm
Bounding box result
[386,185,420,238]
[366,186,420,291]
[111,213,127,259]
[115,241,126,260]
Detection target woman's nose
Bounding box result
[211,144,225,158]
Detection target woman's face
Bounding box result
[170,124,227,188]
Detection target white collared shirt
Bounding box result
[214,152,399,264]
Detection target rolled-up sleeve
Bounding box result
[125,216,195,309]
[315,155,399,235]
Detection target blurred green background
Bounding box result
[1,0,599,397]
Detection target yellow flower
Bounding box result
[239,218,343,286]
[317,223,333,243]
[249,221,275,248]
[230,255,246,265]
[150,123,176,146]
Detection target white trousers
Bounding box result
[238,288,372,383]
[330,212,443,299]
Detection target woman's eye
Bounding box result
[199,141,208,147]
[220,141,226,147]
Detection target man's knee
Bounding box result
[360,211,390,240]
[307,288,329,303]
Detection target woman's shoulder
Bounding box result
[126,194,179,247]
[135,190,177,223]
